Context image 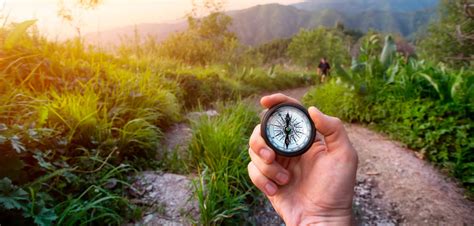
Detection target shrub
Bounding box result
[304,63,474,194]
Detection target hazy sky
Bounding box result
[2,0,303,39]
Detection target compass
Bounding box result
[261,103,316,157]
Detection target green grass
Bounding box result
[188,102,259,224]
[0,20,311,225]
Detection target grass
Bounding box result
[0,20,312,225]
[188,102,259,224]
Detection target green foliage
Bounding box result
[0,178,57,226]
[288,27,350,67]
[4,20,37,50]
[189,102,259,224]
[380,35,397,69]
[160,12,238,65]
[250,38,292,64]
[336,34,404,96]
[55,185,127,225]
[0,17,311,225]
[419,0,474,67]
[304,47,474,194]
[0,178,29,210]
[303,80,368,122]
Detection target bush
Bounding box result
[304,68,474,195]
[0,19,311,225]
[288,27,350,67]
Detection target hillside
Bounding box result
[85,3,437,46]
[293,0,439,13]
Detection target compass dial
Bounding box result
[261,103,316,156]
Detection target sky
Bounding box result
[1,0,303,39]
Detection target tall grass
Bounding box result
[0,19,311,225]
[189,102,259,224]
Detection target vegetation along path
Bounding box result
[251,86,474,225]
[136,86,474,225]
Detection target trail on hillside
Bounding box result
[131,86,474,225]
[256,87,474,225]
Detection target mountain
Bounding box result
[227,4,346,45]
[85,22,188,46]
[85,1,438,46]
[292,0,439,14]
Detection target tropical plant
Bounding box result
[287,27,350,67]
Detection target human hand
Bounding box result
[248,93,358,226]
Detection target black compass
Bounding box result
[261,103,316,157]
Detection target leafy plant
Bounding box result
[3,20,37,50]
[0,178,57,226]
[288,27,350,67]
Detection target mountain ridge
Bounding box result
[85,1,438,46]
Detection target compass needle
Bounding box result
[262,103,316,156]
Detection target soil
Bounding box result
[126,172,199,226]
[262,86,474,225]
[132,86,474,225]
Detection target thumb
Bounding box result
[308,106,351,151]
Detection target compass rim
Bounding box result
[261,102,316,157]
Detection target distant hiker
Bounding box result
[317,58,331,83]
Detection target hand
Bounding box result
[248,94,358,226]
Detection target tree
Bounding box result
[159,0,238,65]
[287,27,349,67]
[57,0,103,36]
[419,0,474,67]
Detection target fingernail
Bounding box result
[276,172,289,184]
[265,182,277,196]
[260,148,272,162]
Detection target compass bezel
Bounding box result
[261,102,316,157]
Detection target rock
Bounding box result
[127,172,199,225]
[146,185,154,192]
[186,110,219,121]
[353,178,402,225]
[248,197,284,225]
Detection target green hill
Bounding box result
[85,3,437,46]
[293,0,439,13]
[228,4,436,45]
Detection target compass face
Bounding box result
[261,103,316,156]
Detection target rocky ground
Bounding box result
[127,87,474,225]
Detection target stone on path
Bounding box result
[127,172,199,226]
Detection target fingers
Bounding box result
[248,124,290,193]
[248,162,278,196]
[249,125,275,164]
[249,148,290,185]
[260,93,300,109]
[308,106,351,151]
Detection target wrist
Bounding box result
[298,214,353,226]
[286,206,354,226]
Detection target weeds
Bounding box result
[304,35,474,194]
[189,102,259,224]
[0,18,309,225]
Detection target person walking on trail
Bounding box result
[317,57,331,83]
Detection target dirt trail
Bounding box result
[135,86,474,225]
[261,87,474,225]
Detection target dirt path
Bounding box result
[136,86,474,225]
[260,86,474,225]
